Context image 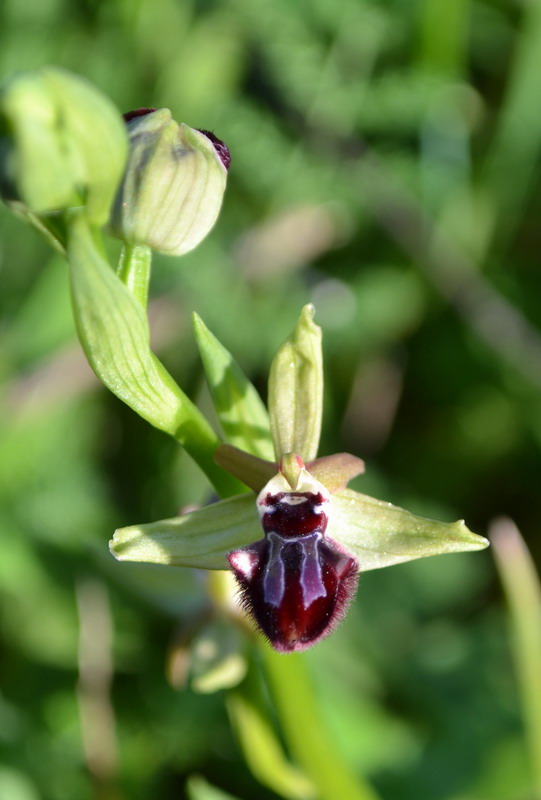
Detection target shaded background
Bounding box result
[1,0,541,798]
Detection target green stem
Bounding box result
[261,643,380,800]
[417,0,470,77]
[117,243,152,307]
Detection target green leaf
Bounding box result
[268,304,323,462]
[331,489,488,570]
[227,687,315,800]
[193,313,274,459]
[110,493,258,570]
[67,212,231,491]
[187,776,241,800]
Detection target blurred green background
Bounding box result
[1,0,541,798]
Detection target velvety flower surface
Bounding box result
[229,467,359,652]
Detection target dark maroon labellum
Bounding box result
[198,129,231,171]
[122,108,157,123]
[228,487,358,652]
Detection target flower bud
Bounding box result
[0,67,127,225]
[110,108,229,256]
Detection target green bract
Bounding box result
[0,67,127,225]
[110,109,228,255]
[193,313,274,461]
[66,212,235,494]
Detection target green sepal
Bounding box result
[0,67,127,225]
[110,482,487,574]
[330,489,489,569]
[109,493,258,570]
[193,314,274,460]
[268,304,323,462]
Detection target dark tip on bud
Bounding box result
[198,129,231,171]
[123,108,157,123]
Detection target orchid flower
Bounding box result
[110,306,488,653]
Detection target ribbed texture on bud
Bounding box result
[110,108,228,256]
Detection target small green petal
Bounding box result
[193,314,274,460]
[268,304,323,463]
[110,494,258,570]
[307,452,365,493]
[214,444,277,492]
[330,489,489,570]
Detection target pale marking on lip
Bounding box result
[281,495,310,506]
[299,535,326,608]
[262,532,286,607]
[265,530,323,546]
[229,549,257,580]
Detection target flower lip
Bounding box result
[229,467,359,652]
[258,491,329,538]
[197,129,231,170]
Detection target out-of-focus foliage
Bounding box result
[1,1,540,798]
